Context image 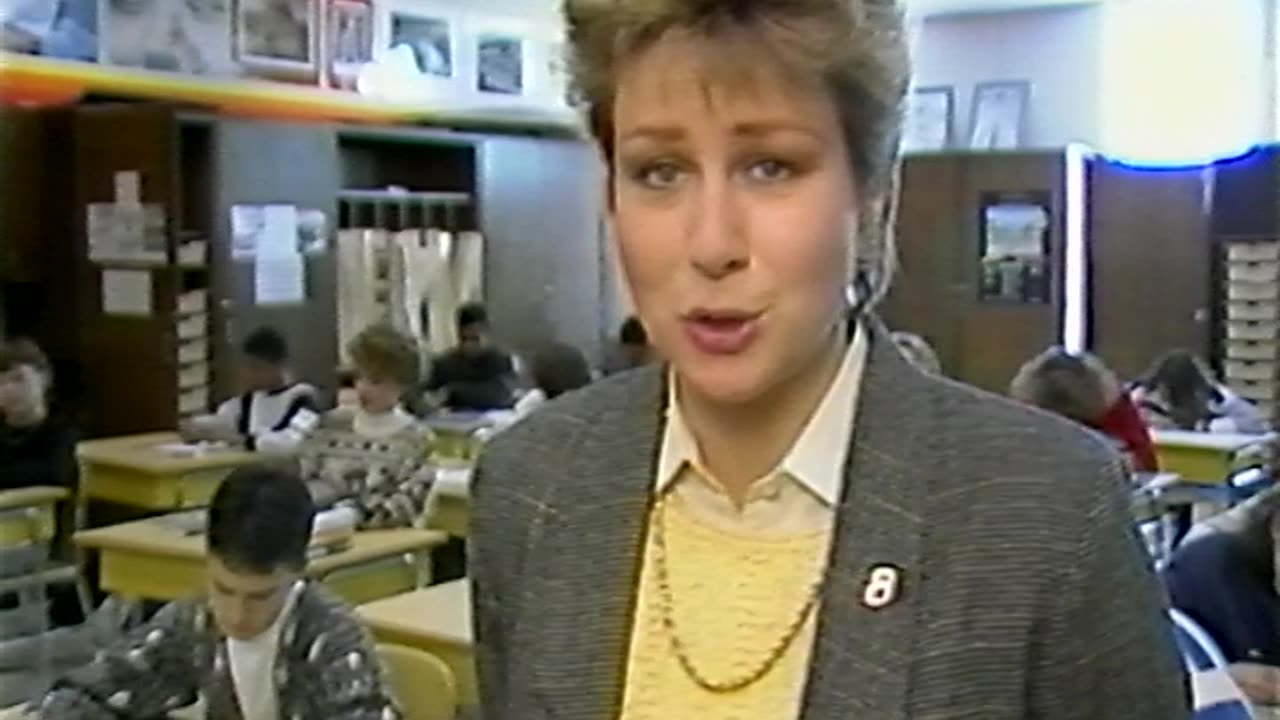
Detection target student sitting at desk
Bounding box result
[38,465,403,719]
[301,324,435,530]
[1010,347,1159,472]
[1132,350,1268,434]
[1163,484,1280,707]
[0,338,76,492]
[180,327,318,455]
[424,303,516,412]
[513,342,594,418]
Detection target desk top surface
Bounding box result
[75,518,446,574]
[357,579,472,646]
[1151,429,1275,452]
[0,485,69,511]
[77,432,259,474]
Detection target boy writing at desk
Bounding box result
[37,465,403,719]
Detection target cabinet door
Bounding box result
[890,152,1065,393]
[209,119,341,399]
[478,136,606,364]
[1088,160,1211,378]
[73,104,181,436]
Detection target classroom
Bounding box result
[0,0,1278,718]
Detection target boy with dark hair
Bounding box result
[0,338,76,492]
[424,303,515,411]
[181,327,317,454]
[38,466,403,719]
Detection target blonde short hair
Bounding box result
[347,324,420,389]
[565,0,910,307]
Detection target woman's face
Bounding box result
[610,35,857,405]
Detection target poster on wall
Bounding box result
[977,191,1052,304]
[969,80,1030,150]
[389,8,453,77]
[235,0,318,78]
[903,86,953,152]
[475,30,524,96]
[102,0,234,75]
[0,0,97,61]
[324,0,372,89]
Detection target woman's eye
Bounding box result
[632,163,684,190]
[745,159,794,183]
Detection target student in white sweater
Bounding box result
[301,324,435,529]
[181,327,318,455]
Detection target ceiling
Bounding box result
[908,0,1101,16]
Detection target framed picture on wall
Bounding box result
[322,0,372,90]
[234,0,319,79]
[903,85,953,152]
[969,80,1030,150]
[101,0,233,75]
[374,0,459,79]
[469,15,531,98]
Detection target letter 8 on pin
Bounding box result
[861,565,902,610]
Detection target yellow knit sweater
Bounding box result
[618,496,831,720]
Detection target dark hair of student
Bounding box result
[619,316,647,347]
[208,465,316,574]
[456,303,490,333]
[242,327,289,366]
[1138,350,1220,430]
[0,337,51,375]
[531,343,593,400]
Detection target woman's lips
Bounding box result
[681,311,762,356]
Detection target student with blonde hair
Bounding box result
[300,324,434,529]
[1010,347,1159,472]
[470,1,1186,718]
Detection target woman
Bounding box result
[299,324,434,530]
[1132,350,1268,434]
[1163,484,1280,706]
[470,1,1186,718]
[1010,347,1159,472]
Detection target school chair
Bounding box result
[377,643,458,720]
[1170,609,1256,720]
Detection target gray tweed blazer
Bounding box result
[470,320,1190,720]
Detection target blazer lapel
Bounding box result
[801,319,931,720]
[528,367,665,719]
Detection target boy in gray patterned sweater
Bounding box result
[37,466,403,720]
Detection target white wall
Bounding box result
[912,5,1104,148]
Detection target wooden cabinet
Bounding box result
[887,151,1065,393]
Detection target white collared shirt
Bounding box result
[655,326,867,534]
[226,581,302,720]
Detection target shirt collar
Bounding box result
[655,324,867,506]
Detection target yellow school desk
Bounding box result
[74,518,447,606]
[1150,429,1273,484]
[357,579,476,707]
[0,486,65,546]
[426,466,471,537]
[77,432,258,511]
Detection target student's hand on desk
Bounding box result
[1229,662,1280,705]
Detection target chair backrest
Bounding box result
[1170,608,1230,672]
[376,643,458,720]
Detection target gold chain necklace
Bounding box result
[650,495,827,693]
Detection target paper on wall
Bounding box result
[259,205,299,257]
[255,253,305,306]
[101,269,152,317]
[113,171,141,206]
